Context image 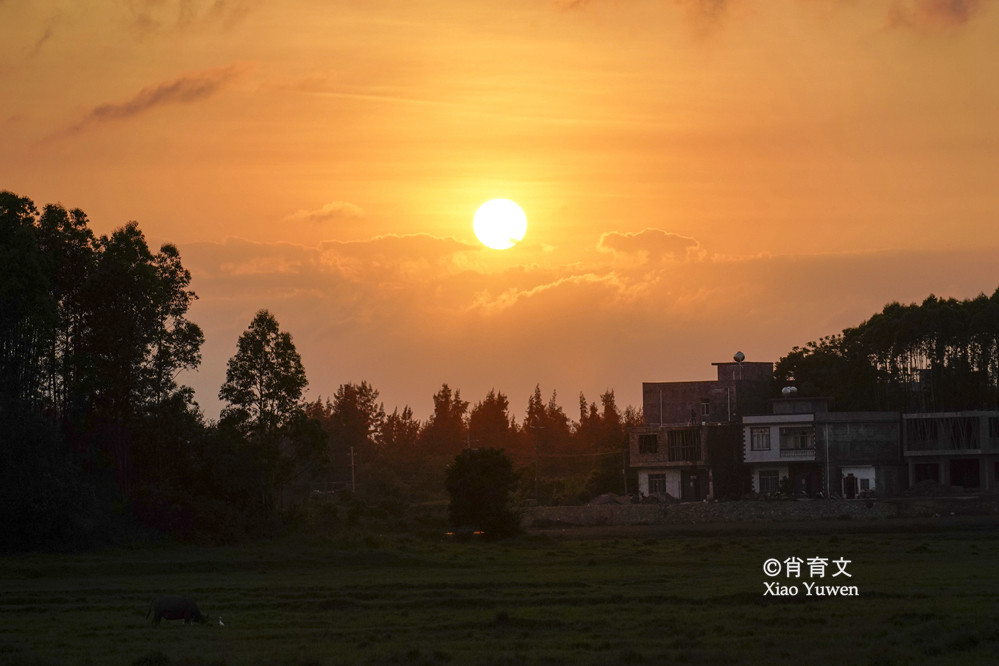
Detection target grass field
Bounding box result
[2,518,999,666]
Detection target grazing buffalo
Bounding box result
[146,595,207,625]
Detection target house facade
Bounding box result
[902,411,999,491]
[630,422,742,501]
[630,355,774,501]
[743,396,904,498]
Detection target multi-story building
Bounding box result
[630,355,999,501]
[630,354,774,501]
[902,411,999,491]
[743,395,904,498]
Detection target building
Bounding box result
[743,396,904,498]
[642,357,774,427]
[630,355,774,501]
[902,411,999,492]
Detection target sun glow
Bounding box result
[473,199,527,250]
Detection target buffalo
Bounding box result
[146,595,207,625]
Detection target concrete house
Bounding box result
[630,355,774,501]
[903,411,999,491]
[743,395,904,498]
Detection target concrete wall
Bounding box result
[522,498,905,527]
[642,362,774,427]
[638,469,682,498]
[526,503,665,527]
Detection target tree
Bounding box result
[444,447,521,539]
[329,381,385,456]
[310,382,386,489]
[379,405,438,501]
[380,406,421,453]
[1,191,207,545]
[419,383,468,455]
[0,191,50,410]
[468,389,514,450]
[219,310,308,438]
[776,289,999,412]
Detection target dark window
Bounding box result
[949,458,980,489]
[908,419,938,450]
[701,400,710,418]
[667,428,700,462]
[750,427,771,451]
[638,434,658,454]
[648,473,667,494]
[948,418,978,450]
[780,426,814,450]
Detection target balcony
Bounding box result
[780,447,815,460]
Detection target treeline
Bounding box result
[1,191,638,551]
[777,290,999,412]
[305,381,642,513]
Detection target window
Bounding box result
[648,473,667,495]
[908,419,938,448]
[638,434,658,454]
[758,470,779,495]
[947,418,978,450]
[700,400,710,418]
[780,426,814,450]
[750,427,771,451]
[667,428,700,462]
[859,478,870,491]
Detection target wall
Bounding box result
[637,469,681,498]
[742,415,813,464]
[641,362,774,426]
[523,498,902,527]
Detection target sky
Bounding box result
[3,0,998,422]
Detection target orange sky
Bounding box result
[3,0,998,420]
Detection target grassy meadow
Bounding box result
[2,519,999,666]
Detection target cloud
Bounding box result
[60,64,246,135]
[176,231,999,422]
[284,201,365,224]
[598,228,702,262]
[552,0,590,9]
[27,22,54,58]
[127,0,259,32]
[556,0,986,34]
[675,0,732,24]
[889,0,985,30]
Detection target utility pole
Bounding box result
[622,451,629,497]
[349,446,356,493]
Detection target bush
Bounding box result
[444,448,521,539]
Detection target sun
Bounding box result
[473,199,527,250]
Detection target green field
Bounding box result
[2,519,999,666]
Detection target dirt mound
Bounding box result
[587,493,631,505]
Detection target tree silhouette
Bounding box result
[419,383,468,455]
[445,447,520,539]
[1,191,209,545]
[469,389,514,450]
[219,310,307,438]
[777,289,999,412]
